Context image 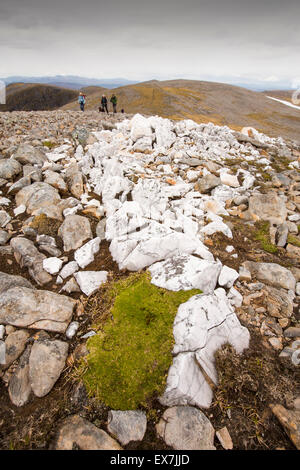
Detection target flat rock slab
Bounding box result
[107,410,147,446]
[55,415,122,450]
[119,232,204,271]
[0,286,76,333]
[0,272,33,294]
[74,271,108,296]
[58,215,92,251]
[160,288,250,409]
[156,406,215,450]
[248,193,287,225]
[149,254,221,293]
[8,345,32,407]
[29,336,69,397]
[243,261,296,291]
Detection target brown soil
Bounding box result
[209,218,299,272]
[209,328,299,450]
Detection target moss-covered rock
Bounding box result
[81,272,201,410]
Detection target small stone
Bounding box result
[74,237,101,269]
[55,415,122,450]
[0,325,5,340]
[287,244,300,257]
[59,261,79,279]
[43,257,63,275]
[0,210,11,228]
[220,172,239,188]
[156,406,215,450]
[0,340,5,365]
[66,321,79,339]
[107,410,147,446]
[74,271,108,296]
[29,336,69,397]
[284,327,300,338]
[14,204,26,216]
[216,427,233,450]
[8,345,32,407]
[60,277,81,294]
[81,331,96,339]
[2,329,30,369]
[268,337,283,351]
[270,404,300,450]
[239,265,252,281]
[218,265,239,289]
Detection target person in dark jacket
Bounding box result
[78,92,86,111]
[110,94,117,113]
[101,95,109,114]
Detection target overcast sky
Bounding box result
[1,0,299,87]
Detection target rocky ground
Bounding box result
[0,110,299,450]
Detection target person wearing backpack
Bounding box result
[110,94,117,113]
[101,95,109,114]
[78,92,86,111]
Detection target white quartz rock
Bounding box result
[130,114,153,142]
[218,265,239,288]
[120,232,200,271]
[66,321,79,339]
[42,257,63,275]
[59,261,79,279]
[220,172,240,188]
[149,255,222,293]
[74,237,101,269]
[200,220,232,238]
[227,286,243,307]
[160,289,250,409]
[74,271,108,296]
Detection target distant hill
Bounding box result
[1,76,138,90]
[262,90,296,104]
[62,79,300,141]
[0,83,78,111]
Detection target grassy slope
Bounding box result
[62,80,300,141]
[1,83,78,111]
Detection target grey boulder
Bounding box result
[0,286,76,333]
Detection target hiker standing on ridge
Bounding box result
[78,92,86,111]
[101,95,109,114]
[110,93,117,113]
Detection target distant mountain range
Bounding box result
[0,75,138,90]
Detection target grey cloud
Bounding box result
[1,0,300,83]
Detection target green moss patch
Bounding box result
[253,221,278,254]
[81,272,201,410]
[42,140,56,149]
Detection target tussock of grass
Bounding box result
[253,221,278,254]
[42,140,56,149]
[287,234,300,247]
[81,272,201,410]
